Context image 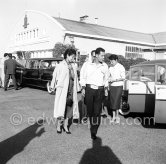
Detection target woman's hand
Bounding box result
[105,89,108,96]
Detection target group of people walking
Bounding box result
[0,53,24,91]
[0,48,125,140]
[52,47,125,140]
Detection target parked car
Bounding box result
[122,59,166,124]
[15,57,63,92]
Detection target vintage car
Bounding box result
[122,59,166,124]
[15,57,63,92]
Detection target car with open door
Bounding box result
[122,59,166,124]
[15,57,63,93]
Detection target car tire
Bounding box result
[47,81,55,95]
[119,102,130,116]
[16,79,22,87]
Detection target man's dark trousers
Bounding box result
[4,58,23,90]
[4,74,17,90]
[85,85,104,136]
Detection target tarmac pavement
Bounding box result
[0,87,166,164]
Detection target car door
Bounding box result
[39,60,54,87]
[127,65,155,114]
[23,60,40,86]
[154,64,166,123]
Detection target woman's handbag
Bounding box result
[66,95,73,107]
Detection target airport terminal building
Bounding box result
[7,10,166,60]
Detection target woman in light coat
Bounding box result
[71,62,81,122]
[53,48,77,134]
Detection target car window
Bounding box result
[25,60,30,68]
[25,60,35,69]
[25,60,39,69]
[140,66,155,82]
[157,65,166,85]
[130,67,140,80]
[50,61,58,68]
[39,61,50,69]
[131,65,155,81]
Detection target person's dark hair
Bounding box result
[95,47,105,55]
[4,53,8,57]
[63,48,76,59]
[108,54,118,60]
[12,56,16,60]
[8,53,12,58]
[91,50,95,56]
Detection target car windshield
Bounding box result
[39,60,59,69]
[130,65,155,82]
[25,60,39,69]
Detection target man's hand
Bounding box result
[105,88,108,96]
[108,77,116,83]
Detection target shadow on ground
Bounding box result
[0,119,45,164]
[79,137,122,164]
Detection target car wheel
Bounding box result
[119,102,130,116]
[16,80,21,87]
[47,81,55,95]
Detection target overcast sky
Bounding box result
[0,0,166,55]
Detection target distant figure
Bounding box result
[0,53,9,88]
[157,65,166,84]
[79,137,122,164]
[4,53,24,91]
[16,52,26,67]
[12,56,16,60]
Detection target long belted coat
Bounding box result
[72,63,81,119]
[53,61,80,119]
[53,60,69,118]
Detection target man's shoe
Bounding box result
[91,133,97,140]
[82,117,88,124]
[73,119,79,125]
[4,88,7,91]
[62,126,71,134]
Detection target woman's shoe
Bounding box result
[111,117,116,123]
[57,125,63,134]
[63,126,71,134]
[115,117,120,124]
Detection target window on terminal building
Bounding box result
[125,46,143,59]
[33,30,35,38]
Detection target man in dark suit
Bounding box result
[4,53,24,91]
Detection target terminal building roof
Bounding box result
[53,17,166,46]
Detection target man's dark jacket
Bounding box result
[4,58,23,75]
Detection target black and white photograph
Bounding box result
[0,0,166,163]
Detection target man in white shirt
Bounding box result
[108,54,125,123]
[80,50,95,123]
[80,50,95,87]
[81,47,109,140]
